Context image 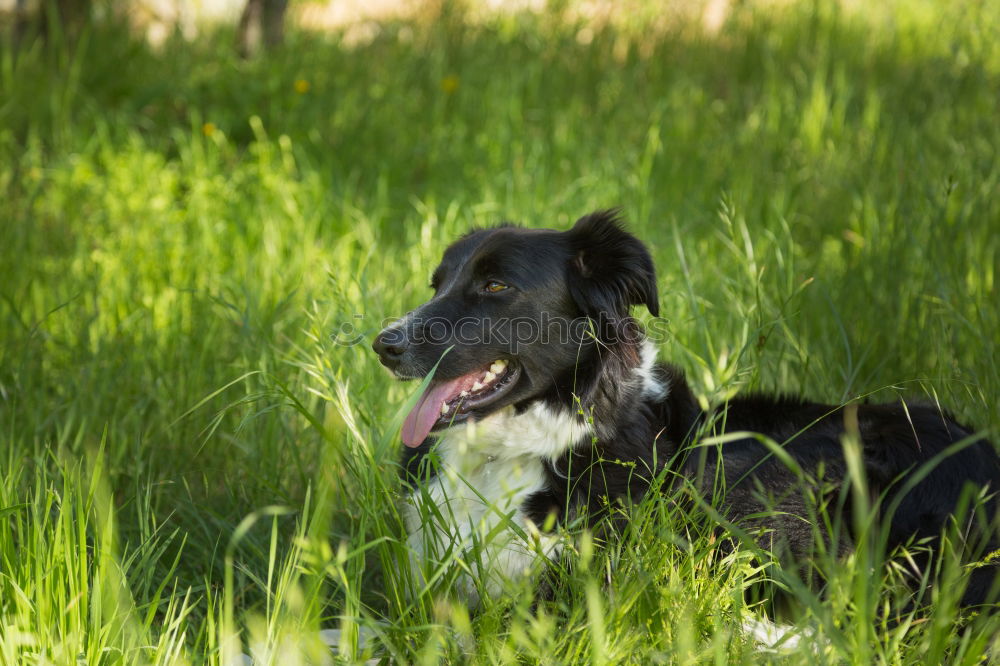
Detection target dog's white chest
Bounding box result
[403,406,585,603]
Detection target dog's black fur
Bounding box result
[374,210,1000,607]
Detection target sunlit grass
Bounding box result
[1,0,999,662]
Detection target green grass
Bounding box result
[1,0,999,662]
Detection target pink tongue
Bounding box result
[401,376,469,448]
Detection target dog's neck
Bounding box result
[564,324,667,438]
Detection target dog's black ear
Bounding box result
[566,210,659,319]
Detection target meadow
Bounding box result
[1,0,999,662]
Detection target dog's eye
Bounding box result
[483,280,508,293]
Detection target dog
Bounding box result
[372,210,1000,609]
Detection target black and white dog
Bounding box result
[372,210,1000,608]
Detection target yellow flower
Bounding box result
[294,79,311,94]
[440,75,459,94]
[202,122,216,136]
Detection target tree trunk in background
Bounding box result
[237,0,289,57]
[14,0,92,47]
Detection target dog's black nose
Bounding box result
[372,328,408,366]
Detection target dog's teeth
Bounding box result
[440,402,449,415]
[459,390,469,397]
[483,371,496,384]
[489,360,506,374]
[472,381,485,392]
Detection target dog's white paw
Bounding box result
[742,616,819,652]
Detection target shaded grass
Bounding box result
[1,0,999,662]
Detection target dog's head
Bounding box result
[373,210,658,447]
